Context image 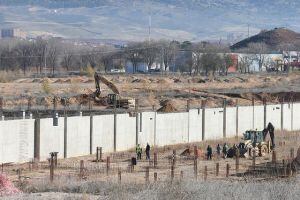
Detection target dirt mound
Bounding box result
[132,78,151,84]
[0,174,21,196]
[157,100,178,112]
[231,28,300,50]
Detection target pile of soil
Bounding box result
[157,100,178,112]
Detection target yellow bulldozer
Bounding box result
[93,72,135,109]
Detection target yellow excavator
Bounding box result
[94,72,135,109]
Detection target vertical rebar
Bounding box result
[216,163,219,176]
[50,153,54,182]
[204,166,207,181]
[145,167,150,183]
[171,165,174,181]
[290,148,294,160]
[172,150,176,167]
[118,170,121,183]
[194,158,198,179]
[106,156,110,175]
[80,160,84,179]
[236,149,240,172]
[194,146,198,159]
[154,152,158,168]
[252,150,256,170]
[226,164,230,178]
[272,150,277,163]
[154,172,158,182]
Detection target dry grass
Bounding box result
[0,71,22,83]
[12,176,300,200]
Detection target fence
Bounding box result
[0,101,300,164]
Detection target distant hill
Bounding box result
[231,28,300,51]
[2,1,300,41]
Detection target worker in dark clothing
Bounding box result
[267,122,275,149]
[136,144,142,160]
[216,144,221,157]
[223,143,228,159]
[145,143,151,160]
[207,145,212,160]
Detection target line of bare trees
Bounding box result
[0,37,283,76]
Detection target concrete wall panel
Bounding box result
[205,108,223,140]
[226,107,236,138]
[0,119,34,163]
[283,104,292,131]
[238,106,253,135]
[156,112,188,146]
[66,116,90,158]
[253,105,265,131]
[189,109,202,142]
[266,104,281,129]
[139,112,155,147]
[40,118,64,161]
[116,113,136,151]
[93,114,114,153]
[293,103,300,130]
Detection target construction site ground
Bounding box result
[1,72,300,114]
[2,131,300,199]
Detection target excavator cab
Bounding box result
[107,94,119,105]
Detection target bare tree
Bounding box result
[14,41,34,75]
[61,50,74,71]
[46,41,59,75]
[247,42,269,71]
[125,43,143,73]
[238,55,253,73]
[140,41,160,70]
[160,40,180,71]
[33,38,47,74]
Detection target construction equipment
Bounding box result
[94,72,135,109]
[227,123,275,158]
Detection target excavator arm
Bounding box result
[94,72,120,97]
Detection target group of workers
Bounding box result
[206,143,231,160]
[136,143,151,160]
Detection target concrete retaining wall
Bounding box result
[116,113,136,151]
[188,109,202,143]
[266,104,281,129]
[156,112,188,146]
[238,106,253,135]
[0,119,34,163]
[253,105,265,131]
[293,103,300,130]
[138,112,155,147]
[93,114,115,153]
[66,116,90,158]
[2,102,300,164]
[39,118,64,161]
[226,107,237,138]
[283,104,292,131]
[205,108,224,140]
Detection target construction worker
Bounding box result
[145,143,151,160]
[216,144,221,157]
[207,145,212,160]
[267,122,275,149]
[136,144,142,160]
[222,143,228,159]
